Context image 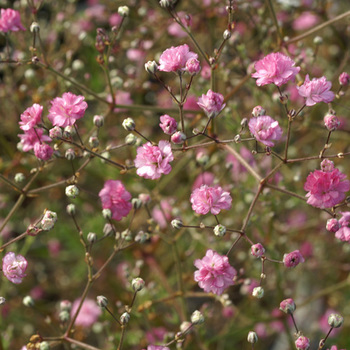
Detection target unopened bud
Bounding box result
[97,295,108,308]
[93,115,104,127]
[66,204,76,216]
[279,298,296,314]
[23,295,35,307]
[30,22,40,33]
[125,133,137,145]
[40,210,58,231]
[138,193,151,204]
[118,6,129,17]
[65,148,75,160]
[102,208,112,219]
[247,331,258,344]
[234,134,241,143]
[171,219,183,229]
[171,131,186,144]
[132,277,145,292]
[65,185,79,198]
[49,126,62,139]
[214,224,226,237]
[313,36,323,45]
[0,297,5,305]
[144,60,158,74]
[223,30,231,40]
[87,232,97,243]
[59,310,70,322]
[159,0,171,7]
[120,312,130,324]
[279,94,288,105]
[240,118,248,127]
[180,321,192,334]
[191,310,204,325]
[132,198,142,210]
[63,125,76,138]
[60,300,72,311]
[252,106,266,117]
[252,286,264,299]
[251,243,265,258]
[14,172,25,183]
[122,118,136,131]
[89,136,99,148]
[134,230,149,243]
[39,342,49,350]
[121,229,132,241]
[328,313,344,328]
[103,223,114,236]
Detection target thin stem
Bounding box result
[117,326,127,350]
[0,174,22,193]
[179,73,185,135]
[290,313,299,333]
[64,337,101,350]
[133,128,153,144]
[265,0,283,46]
[105,306,122,326]
[318,328,333,350]
[319,131,332,158]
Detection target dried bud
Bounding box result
[191,310,204,325]
[214,224,226,237]
[247,331,258,344]
[144,60,158,74]
[171,219,183,229]
[102,208,112,220]
[87,232,97,243]
[279,298,296,314]
[40,210,58,231]
[14,172,25,183]
[252,286,264,299]
[120,312,130,324]
[132,277,145,292]
[328,313,344,328]
[23,295,35,307]
[93,115,104,127]
[66,204,76,216]
[65,185,79,198]
[97,295,108,308]
[65,148,76,160]
[118,6,130,17]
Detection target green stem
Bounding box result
[265,0,283,45]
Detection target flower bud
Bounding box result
[214,224,226,237]
[247,331,258,344]
[89,136,99,148]
[125,133,137,145]
[328,313,344,328]
[295,336,310,350]
[23,295,35,307]
[339,72,350,86]
[118,6,129,17]
[39,342,50,350]
[59,310,70,322]
[241,117,248,127]
[171,219,183,229]
[14,172,25,183]
[326,218,340,233]
[121,229,132,241]
[132,277,145,292]
[93,115,104,127]
[283,250,304,268]
[320,159,335,172]
[134,230,149,243]
[144,60,158,74]
[97,295,108,308]
[313,36,323,45]
[122,118,136,131]
[138,193,151,204]
[223,30,231,40]
[87,232,97,243]
[30,22,40,33]
[234,134,241,143]
[0,297,6,305]
[132,198,142,210]
[251,243,265,258]
[252,105,266,117]
[120,312,130,324]
[195,151,209,166]
[102,208,112,219]
[186,58,201,75]
[252,286,264,299]
[103,223,114,237]
[60,300,72,311]
[49,126,63,139]
[65,148,76,160]
[191,310,204,325]
[63,125,76,138]
[279,298,296,314]
[66,204,76,216]
[171,131,186,144]
[324,114,340,131]
[159,0,171,7]
[40,210,58,231]
[180,321,192,334]
[65,185,79,198]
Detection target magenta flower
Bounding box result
[71,298,102,327]
[99,180,132,221]
[190,185,232,215]
[134,141,174,180]
[339,72,350,86]
[18,128,52,152]
[283,250,305,268]
[334,212,350,242]
[279,298,296,314]
[2,252,27,284]
[19,104,43,131]
[251,52,300,87]
[304,166,350,209]
[186,57,201,75]
[295,336,310,350]
[48,92,88,127]
[197,89,226,118]
[194,249,236,295]
[34,143,54,161]
[159,114,177,135]
[326,218,340,233]
[0,8,25,33]
[158,44,197,72]
[320,159,335,172]
[297,75,335,106]
[251,243,265,258]
[248,115,283,147]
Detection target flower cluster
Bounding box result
[194,249,236,295]
[326,212,350,243]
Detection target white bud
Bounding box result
[247,331,258,344]
[65,185,79,198]
[214,224,226,237]
[132,277,145,292]
[120,312,130,324]
[191,310,204,325]
[252,286,264,299]
[144,60,158,74]
[118,6,129,17]
[30,22,40,33]
[122,118,136,131]
[40,210,58,231]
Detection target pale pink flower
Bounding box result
[304,166,350,209]
[107,91,133,113]
[2,252,27,284]
[252,52,300,86]
[295,336,310,350]
[334,212,350,242]
[283,250,305,268]
[158,44,198,72]
[339,72,350,86]
[152,199,173,229]
[320,159,335,172]
[48,92,88,127]
[34,143,53,161]
[19,104,43,131]
[18,128,52,152]
[197,89,225,118]
[192,172,215,190]
[146,346,170,350]
[186,58,201,75]
[324,114,340,131]
[251,243,265,258]
[292,12,320,31]
[194,249,236,295]
[159,114,177,135]
[248,115,283,147]
[71,298,102,327]
[146,327,167,344]
[326,218,340,233]
[99,180,132,221]
[0,8,25,33]
[134,141,174,180]
[279,298,296,314]
[297,75,335,106]
[190,185,232,215]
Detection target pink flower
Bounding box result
[192,172,215,190]
[339,72,350,86]
[107,91,133,113]
[99,180,132,221]
[304,166,350,209]
[158,44,198,72]
[194,249,236,295]
[295,336,310,350]
[146,346,170,350]
[134,141,174,180]
[279,298,296,314]
[251,243,265,258]
[152,199,173,229]
[19,104,43,131]
[2,252,27,284]
[34,143,53,161]
[48,92,88,127]
[146,327,167,344]
[0,8,25,33]
[297,75,335,106]
[190,185,232,215]
[252,52,300,86]
[283,250,305,268]
[324,114,340,131]
[171,131,186,144]
[186,58,201,75]
[159,115,177,135]
[71,298,102,327]
[326,218,340,233]
[320,159,335,172]
[248,115,283,147]
[334,212,350,242]
[292,12,320,31]
[18,128,52,152]
[197,89,225,118]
